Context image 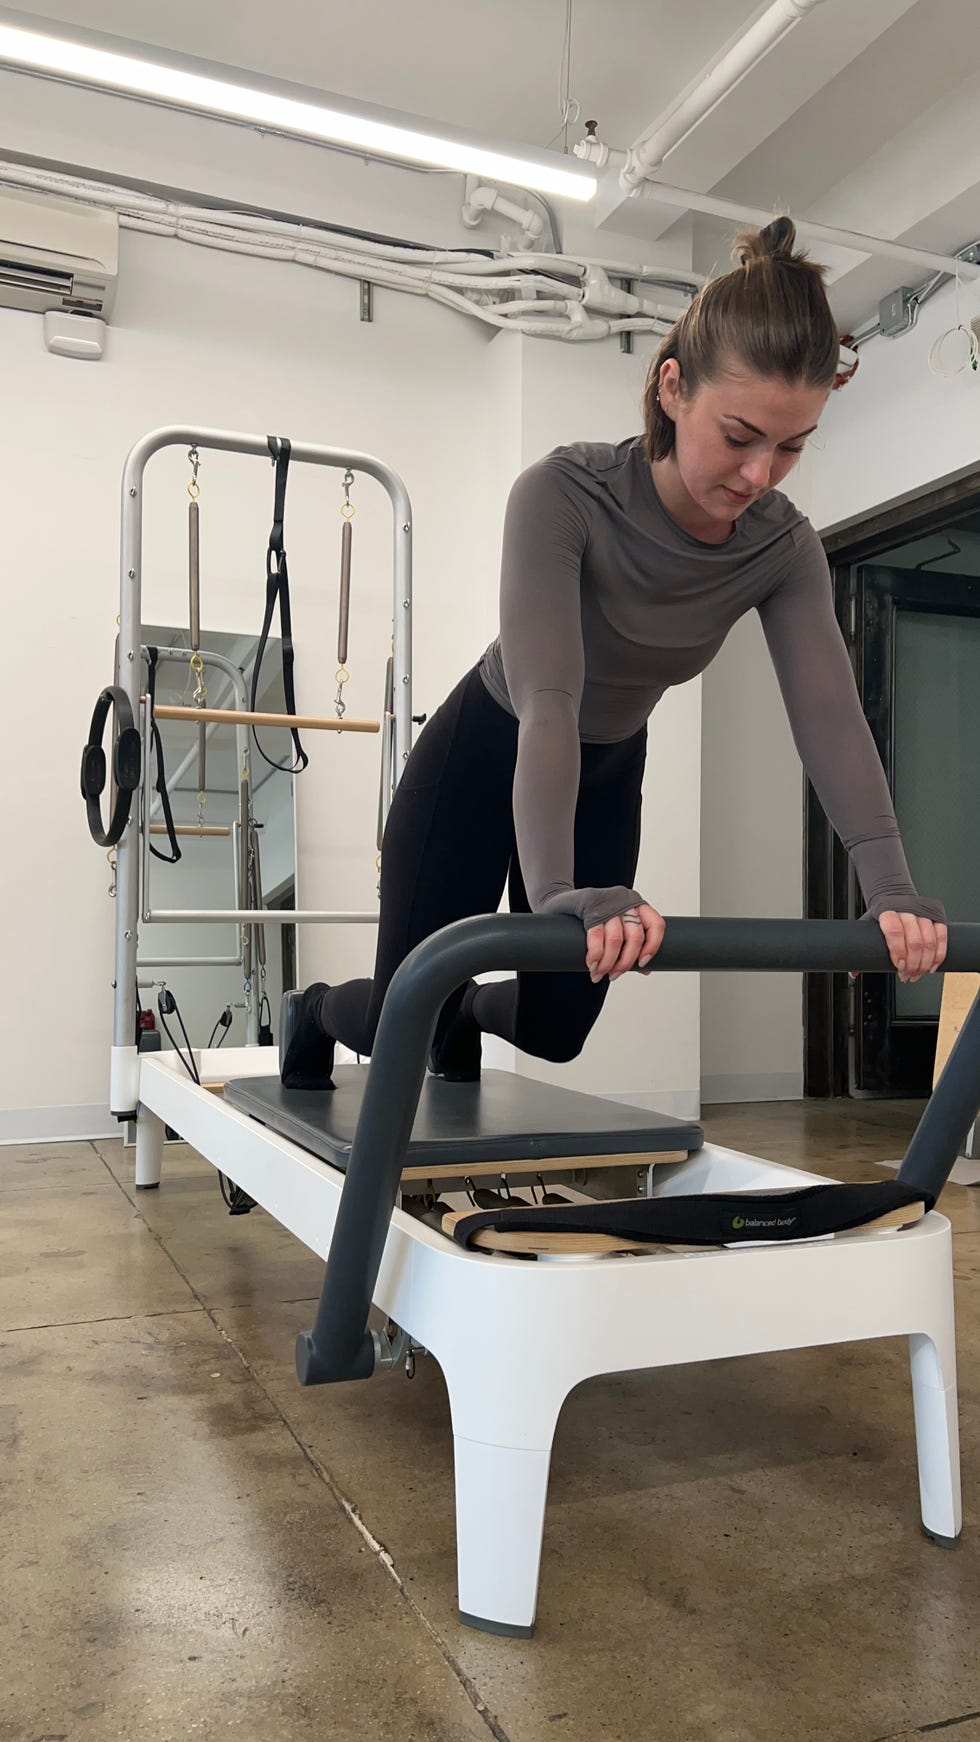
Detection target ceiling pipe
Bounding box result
[626,177,980,282]
[619,0,827,190]
[460,177,545,250]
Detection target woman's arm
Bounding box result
[500,459,645,930]
[757,522,945,924]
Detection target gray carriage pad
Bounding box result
[222,1067,703,1171]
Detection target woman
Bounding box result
[282,216,946,1090]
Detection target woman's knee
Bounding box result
[526,1031,589,1065]
[515,1004,601,1063]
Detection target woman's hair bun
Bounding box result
[733,215,799,267]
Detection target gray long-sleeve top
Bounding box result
[479,437,944,933]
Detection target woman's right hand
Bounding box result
[586,904,665,983]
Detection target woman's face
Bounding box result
[658,359,829,532]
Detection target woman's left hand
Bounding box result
[869,911,948,982]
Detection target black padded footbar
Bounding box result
[222,1067,703,1172]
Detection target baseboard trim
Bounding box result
[700,1072,803,1106]
[0,1106,118,1145]
[602,1087,701,1121]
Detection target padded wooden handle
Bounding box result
[151,703,379,733]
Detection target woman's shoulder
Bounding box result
[744,486,810,539]
[516,436,639,491]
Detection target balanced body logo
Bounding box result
[730,1213,797,1231]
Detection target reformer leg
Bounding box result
[910,1321,961,1546]
[134,1104,165,1189]
[453,1433,555,1637]
[445,1354,566,1637]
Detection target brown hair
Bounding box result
[642,216,840,463]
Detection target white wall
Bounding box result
[810,280,980,530]
[699,279,980,1103]
[0,99,704,1138]
[0,229,506,1138]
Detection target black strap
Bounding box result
[250,436,308,775]
[145,648,181,864]
[450,1179,932,1249]
[80,686,141,847]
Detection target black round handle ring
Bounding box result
[80,686,141,847]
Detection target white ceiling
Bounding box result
[6,0,980,330]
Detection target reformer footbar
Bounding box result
[277,915,980,1388]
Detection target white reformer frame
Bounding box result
[134,1044,960,1638]
[111,425,412,1118]
[129,914,980,1638]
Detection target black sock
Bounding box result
[429,981,481,1082]
[281,984,336,1090]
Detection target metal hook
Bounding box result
[334,664,349,720]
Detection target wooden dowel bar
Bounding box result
[150,703,379,733]
[149,824,231,837]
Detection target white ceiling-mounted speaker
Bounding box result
[0,185,118,320]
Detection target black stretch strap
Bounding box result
[250,436,308,775]
[145,648,181,865]
[451,1179,932,1249]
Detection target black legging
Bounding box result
[318,664,647,1064]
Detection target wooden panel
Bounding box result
[399,1148,690,1183]
[933,974,980,1088]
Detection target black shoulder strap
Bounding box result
[251,436,308,775]
[146,647,181,864]
[450,1179,932,1249]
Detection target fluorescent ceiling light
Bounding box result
[0,11,596,203]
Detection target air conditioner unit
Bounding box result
[0,185,118,319]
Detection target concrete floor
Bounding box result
[3,1099,980,1742]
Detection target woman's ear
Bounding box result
[658,360,681,420]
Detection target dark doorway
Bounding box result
[804,470,980,1098]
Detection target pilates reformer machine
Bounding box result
[86,429,980,1638]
